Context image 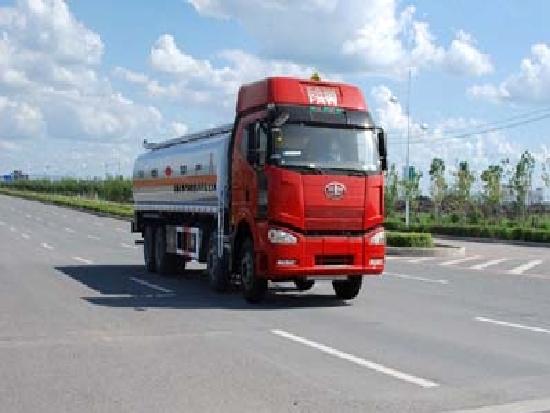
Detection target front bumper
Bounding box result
[260,227,385,279]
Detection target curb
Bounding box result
[386,243,466,257]
[433,234,550,249]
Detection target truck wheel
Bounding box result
[144,226,156,273]
[207,231,228,292]
[154,226,178,276]
[240,238,267,303]
[332,276,362,300]
[294,278,315,291]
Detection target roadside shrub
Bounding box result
[386,231,434,248]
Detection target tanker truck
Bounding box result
[132,76,387,303]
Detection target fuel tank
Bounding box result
[133,127,231,214]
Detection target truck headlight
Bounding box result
[370,229,385,245]
[268,228,297,244]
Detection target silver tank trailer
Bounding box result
[133,125,232,214]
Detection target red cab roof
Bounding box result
[236,76,367,114]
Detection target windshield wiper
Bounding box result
[282,164,325,174]
[323,167,368,176]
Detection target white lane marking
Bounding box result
[35,216,43,222]
[384,272,449,285]
[72,256,94,265]
[475,316,550,335]
[64,227,75,233]
[440,255,481,266]
[10,226,16,232]
[41,242,54,250]
[130,277,173,294]
[271,329,439,388]
[447,397,550,413]
[0,220,5,226]
[470,258,507,270]
[508,259,543,275]
[21,233,30,240]
[385,256,404,260]
[407,257,435,264]
[87,235,101,241]
[25,214,32,219]
[120,242,136,249]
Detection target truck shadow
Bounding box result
[54,265,349,310]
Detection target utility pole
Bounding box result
[405,67,412,227]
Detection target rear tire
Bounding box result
[332,276,362,300]
[207,230,228,292]
[144,226,156,273]
[240,238,267,303]
[294,278,315,291]
[154,226,178,276]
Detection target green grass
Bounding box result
[386,231,434,248]
[0,187,133,219]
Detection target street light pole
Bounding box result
[405,67,412,227]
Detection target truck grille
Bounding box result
[315,255,354,266]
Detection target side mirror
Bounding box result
[247,122,267,168]
[377,129,388,172]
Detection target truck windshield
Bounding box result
[271,123,380,172]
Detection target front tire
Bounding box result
[207,230,228,292]
[143,225,156,273]
[240,238,267,303]
[332,276,362,300]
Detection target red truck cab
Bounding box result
[229,77,387,301]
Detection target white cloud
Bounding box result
[444,30,493,76]
[0,96,45,140]
[0,0,178,176]
[469,43,550,103]
[187,0,492,78]
[117,34,318,116]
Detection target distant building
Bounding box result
[1,170,29,182]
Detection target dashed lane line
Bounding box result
[475,316,550,335]
[9,226,16,232]
[384,272,449,285]
[72,256,94,265]
[0,220,5,226]
[64,227,75,233]
[271,329,439,389]
[470,258,507,271]
[87,235,101,241]
[440,255,482,266]
[120,242,135,249]
[130,277,173,294]
[21,233,30,240]
[41,243,54,250]
[508,259,543,275]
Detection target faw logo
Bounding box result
[324,182,346,200]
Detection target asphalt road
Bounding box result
[1,193,550,413]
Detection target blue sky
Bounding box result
[0,0,549,187]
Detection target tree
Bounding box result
[429,158,446,220]
[454,161,475,203]
[480,164,503,218]
[384,163,399,217]
[510,150,535,219]
[400,168,423,221]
